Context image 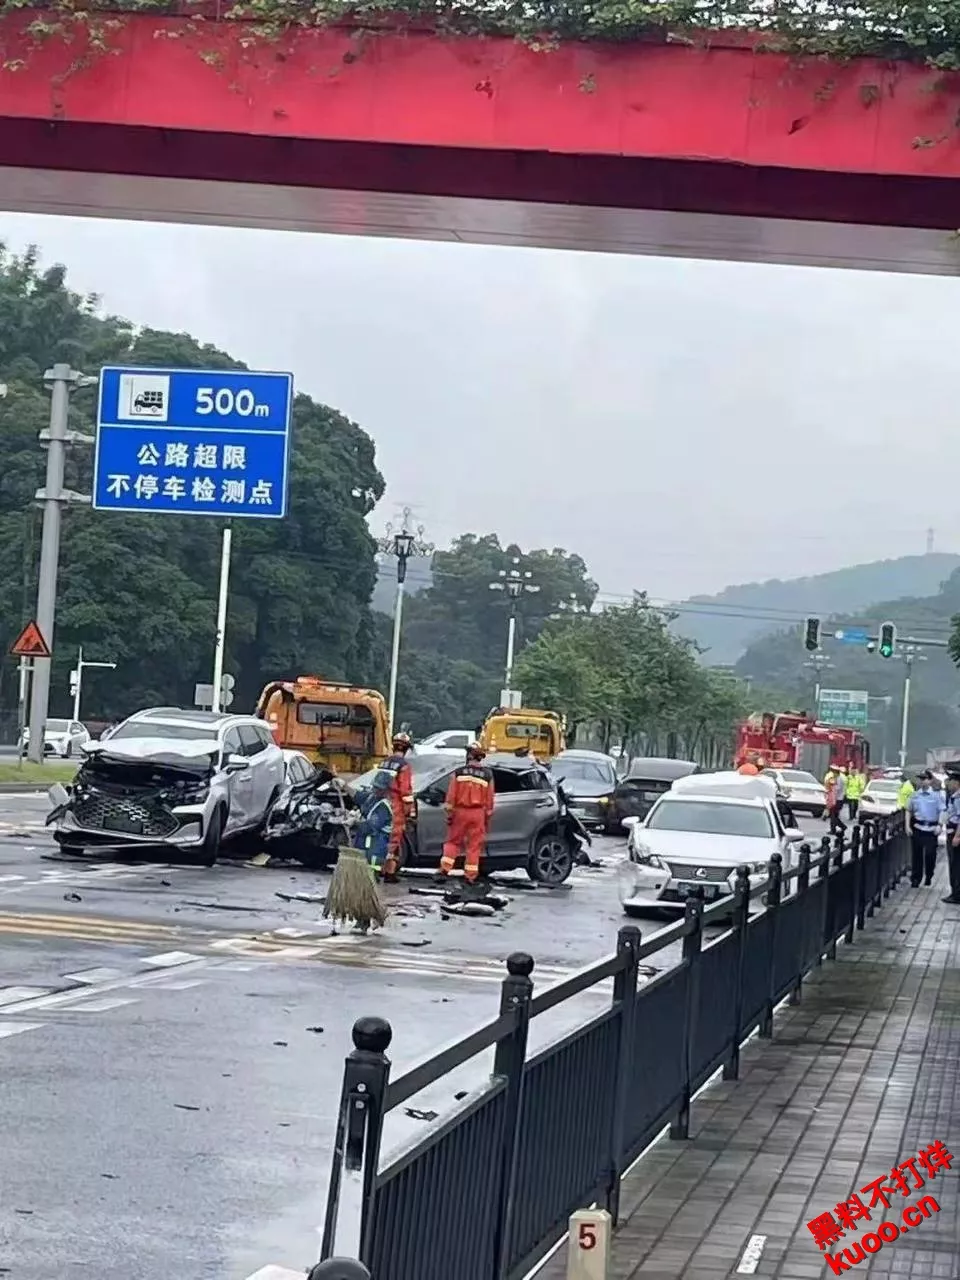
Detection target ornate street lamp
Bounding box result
[376,507,433,735]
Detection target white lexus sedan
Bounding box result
[618,783,805,917]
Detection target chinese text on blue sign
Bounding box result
[94,367,293,519]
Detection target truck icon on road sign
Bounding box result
[119,373,169,422]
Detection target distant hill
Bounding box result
[733,566,960,762]
[673,554,960,664]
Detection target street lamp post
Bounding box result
[489,556,540,698]
[896,647,926,769]
[377,509,433,738]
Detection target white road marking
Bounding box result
[736,1234,767,1274]
[0,874,27,882]
[66,995,138,1012]
[140,951,202,968]
[147,978,208,991]
[0,985,53,1005]
[0,1020,43,1038]
[63,967,127,984]
[0,957,210,1015]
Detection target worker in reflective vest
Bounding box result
[371,733,414,882]
[438,744,495,886]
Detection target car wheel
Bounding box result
[813,808,825,819]
[201,805,224,868]
[623,904,646,919]
[527,831,574,885]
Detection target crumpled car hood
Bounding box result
[83,737,218,767]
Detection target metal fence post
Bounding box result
[605,924,641,1223]
[864,822,878,916]
[855,824,870,936]
[790,846,811,1006]
[309,1262,372,1280]
[828,834,844,961]
[759,853,782,1040]
[492,952,535,1280]
[815,835,831,967]
[670,894,703,1141]
[723,865,751,1082]
[320,1016,392,1264]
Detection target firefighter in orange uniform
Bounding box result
[438,743,495,887]
[377,732,415,883]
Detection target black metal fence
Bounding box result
[320,816,910,1280]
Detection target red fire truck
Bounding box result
[735,711,869,776]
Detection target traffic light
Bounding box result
[803,617,821,652]
[879,621,896,658]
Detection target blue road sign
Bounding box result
[93,367,293,520]
[834,628,869,645]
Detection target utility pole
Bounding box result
[27,365,94,764]
[896,646,927,769]
[376,508,433,737]
[804,652,832,708]
[489,555,540,703]
[927,527,935,555]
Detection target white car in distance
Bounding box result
[413,730,474,756]
[858,777,902,819]
[762,768,827,818]
[618,772,806,918]
[19,718,91,758]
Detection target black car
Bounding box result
[349,752,589,885]
[551,750,620,834]
[611,758,701,828]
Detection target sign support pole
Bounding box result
[17,658,30,762]
[27,365,71,764]
[212,524,232,714]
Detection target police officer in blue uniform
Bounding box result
[943,773,960,904]
[907,771,944,888]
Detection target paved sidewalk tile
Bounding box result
[537,862,960,1279]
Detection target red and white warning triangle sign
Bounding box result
[10,620,51,659]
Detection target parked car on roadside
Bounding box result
[19,718,90,758]
[617,773,805,917]
[762,768,827,818]
[46,707,285,865]
[348,751,588,884]
[611,757,701,828]
[550,749,620,834]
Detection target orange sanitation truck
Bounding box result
[255,676,391,777]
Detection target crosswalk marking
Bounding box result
[0,985,53,1005]
[0,1021,43,1038]
[63,967,127,984]
[67,995,138,1012]
[140,950,202,968]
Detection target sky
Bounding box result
[2,211,957,602]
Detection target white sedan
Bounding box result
[20,718,91,758]
[858,778,901,819]
[762,768,827,818]
[618,789,805,917]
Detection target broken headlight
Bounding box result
[161,779,211,806]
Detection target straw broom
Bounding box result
[323,845,387,933]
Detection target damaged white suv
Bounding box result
[47,707,285,865]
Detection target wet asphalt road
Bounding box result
[0,795,831,1279]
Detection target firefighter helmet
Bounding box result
[392,732,413,751]
[466,742,486,761]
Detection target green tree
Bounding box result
[0,245,385,724]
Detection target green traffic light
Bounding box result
[880,644,892,657]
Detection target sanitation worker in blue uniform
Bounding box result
[352,782,394,876]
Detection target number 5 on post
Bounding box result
[567,1209,611,1280]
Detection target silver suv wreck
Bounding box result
[46,707,285,865]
